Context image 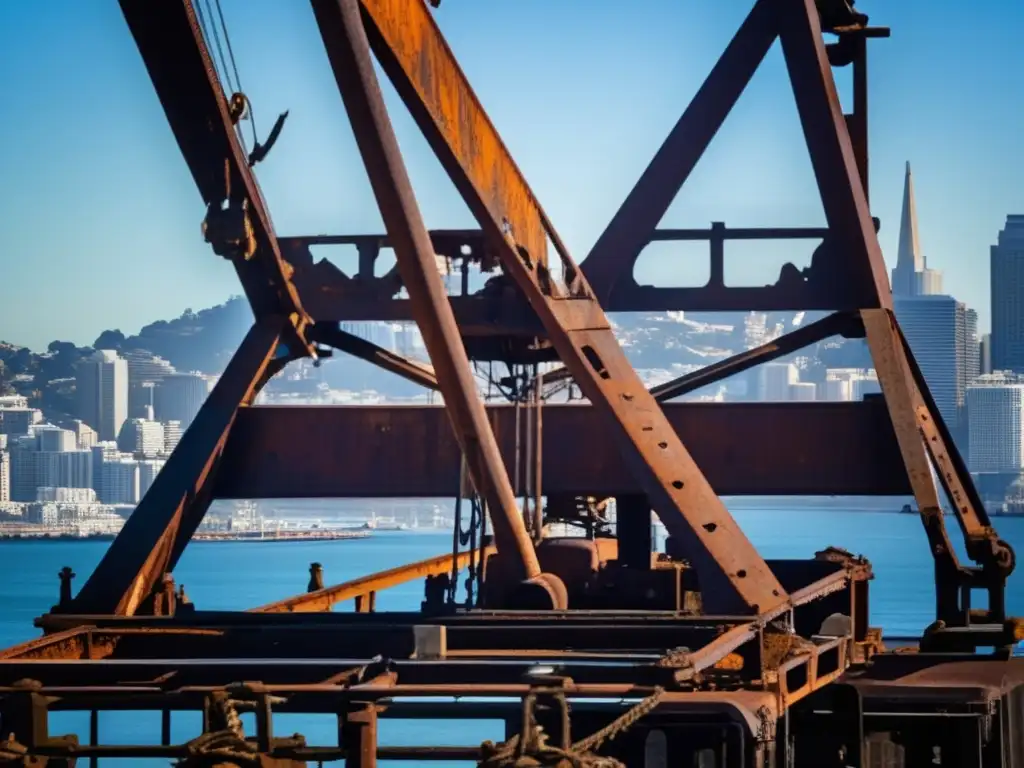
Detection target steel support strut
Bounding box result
[115,0,314,352]
[334,0,788,615]
[581,0,779,302]
[311,0,545,590]
[71,319,287,615]
[776,0,1014,627]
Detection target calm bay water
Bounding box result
[2,499,1022,764]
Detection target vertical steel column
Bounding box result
[312,0,544,589]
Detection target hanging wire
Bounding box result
[213,0,259,148]
[193,0,258,153]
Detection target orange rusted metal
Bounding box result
[253,547,495,614]
[342,0,789,616]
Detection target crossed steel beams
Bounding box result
[65,0,1012,638]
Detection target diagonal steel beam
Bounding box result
[312,0,545,591]
[778,0,1014,625]
[70,318,288,615]
[118,0,315,352]
[333,0,788,615]
[310,324,439,391]
[650,311,861,402]
[581,0,779,302]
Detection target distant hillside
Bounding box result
[0,299,871,423]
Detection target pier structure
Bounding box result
[0,1,1021,765]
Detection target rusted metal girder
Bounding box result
[211,401,909,499]
[70,319,288,615]
[312,0,546,593]
[116,0,314,354]
[309,324,439,391]
[774,0,1015,626]
[252,546,495,614]
[68,0,333,615]
[325,0,787,616]
[651,311,862,401]
[534,310,862,404]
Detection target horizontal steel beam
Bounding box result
[213,401,908,498]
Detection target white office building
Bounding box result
[138,459,166,498]
[101,459,140,505]
[0,452,9,502]
[118,418,165,457]
[966,378,1024,474]
[77,350,129,442]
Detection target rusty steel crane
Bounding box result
[0,0,1021,765]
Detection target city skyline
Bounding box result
[0,0,1021,349]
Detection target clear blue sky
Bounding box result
[0,0,1020,351]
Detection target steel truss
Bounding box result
[1,0,1022,765]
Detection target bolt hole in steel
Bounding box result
[517,244,533,270]
[672,480,684,489]
[703,523,717,533]
[737,569,748,578]
[658,441,668,449]
[581,345,611,379]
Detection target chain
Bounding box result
[479,687,663,768]
[571,687,665,754]
[177,697,258,767]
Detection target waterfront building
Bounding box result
[76,350,129,442]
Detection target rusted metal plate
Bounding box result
[213,401,909,499]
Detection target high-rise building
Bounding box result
[138,459,165,498]
[0,452,9,502]
[965,308,980,386]
[980,334,993,375]
[895,295,973,443]
[37,451,93,490]
[76,350,129,442]
[991,215,1024,373]
[966,377,1024,473]
[0,408,42,437]
[101,459,140,505]
[123,350,175,419]
[889,163,943,297]
[8,434,40,502]
[154,373,210,431]
[90,442,121,498]
[117,418,165,457]
[163,421,183,454]
[68,420,98,450]
[35,426,76,453]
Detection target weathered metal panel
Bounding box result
[213,401,909,498]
